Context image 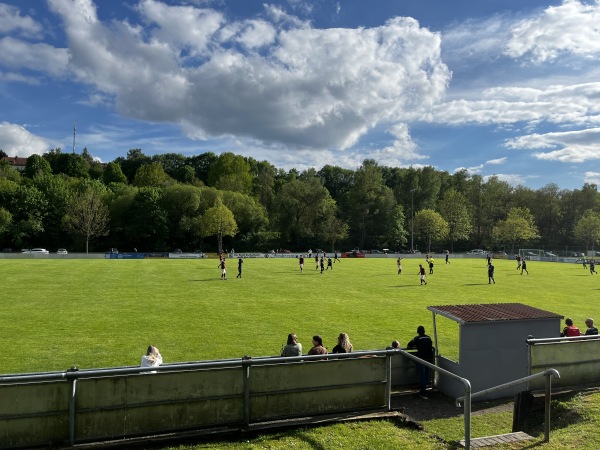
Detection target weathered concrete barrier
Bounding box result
[0,350,422,448]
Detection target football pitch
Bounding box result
[1,256,596,374]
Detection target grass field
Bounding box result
[1,255,599,449]
[1,255,596,374]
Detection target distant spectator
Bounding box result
[585,318,599,336]
[560,318,581,337]
[281,333,303,356]
[141,345,162,372]
[332,333,353,353]
[308,335,328,355]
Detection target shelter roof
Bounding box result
[427,303,563,325]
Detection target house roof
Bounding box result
[427,303,563,324]
[1,156,27,167]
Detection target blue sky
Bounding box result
[1,0,599,190]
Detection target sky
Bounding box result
[1,0,600,190]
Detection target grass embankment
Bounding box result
[1,256,598,448]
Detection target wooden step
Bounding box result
[459,431,534,448]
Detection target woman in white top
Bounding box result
[141,345,162,371]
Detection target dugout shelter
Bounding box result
[428,303,563,400]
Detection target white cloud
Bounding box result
[584,171,600,185]
[40,1,450,152]
[505,128,600,162]
[487,173,529,186]
[0,3,43,38]
[486,157,507,165]
[0,122,52,157]
[505,0,600,62]
[0,37,70,77]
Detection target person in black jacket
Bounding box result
[407,325,434,399]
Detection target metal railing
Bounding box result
[456,369,560,444]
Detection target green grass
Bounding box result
[1,255,599,449]
[0,256,596,373]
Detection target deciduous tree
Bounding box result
[63,183,110,253]
[200,197,238,254]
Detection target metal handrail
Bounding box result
[456,368,560,443]
[396,349,473,450]
[527,335,599,344]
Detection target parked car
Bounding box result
[30,248,49,254]
[57,248,68,254]
[544,251,557,257]
[2,248,12,253]
[467,249,485,255]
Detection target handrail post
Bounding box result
[67,366,79,446]
[463,384,471,450]
[242,356,252,428]
[386,352,392,411]
[544,370,552,442]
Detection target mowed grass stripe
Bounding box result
[0,257,596,374]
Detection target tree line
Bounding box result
[0,147,599,254]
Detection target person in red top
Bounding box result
[560,318,581,337]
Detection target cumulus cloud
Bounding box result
[505,128,600,162]
[0,3,43,38]
[40,0,450,152]
[0,37,70,77]
[486,157,507,165]
[0,122,52,157]
[505,0,600,62]
[584,171,600,185]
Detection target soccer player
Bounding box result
[521,259,528,275]
[218,256,227,280]
[236,258,243,278]
[418,264,427,285]
[488,263,495,284]
[299,255,304,273]
[326,257,333,270]
[397,257,402,275]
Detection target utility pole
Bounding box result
[410,188,417,252]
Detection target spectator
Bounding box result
[387,340,400,350]
[332,333,353,353]
[308,335,328,355]
[407,326,434,399]
[585,318,599,336]
[281,333,303,356]
[560,318,581,337]
[141,345,162,372]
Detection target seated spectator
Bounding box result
[141,345,162,372]
[585,318,599,335]
[281,333,303,356]
[307,335,328,355]
[560,318,581,337]
[386,340,400,349]
[332,332,353,353]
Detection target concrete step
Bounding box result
[459,431,534,448]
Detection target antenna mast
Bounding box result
[72,124,76,153]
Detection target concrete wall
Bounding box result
[529,339,600,390]
[0,352,418,448]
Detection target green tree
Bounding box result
[438,188,471,252]
[200,197,238,254]
[63,183,110,253]
[383,205,408,250]
[103,162,128,185]
[413,209,449,253]
[24,155,52,178]
[7,184,48,247]
[207,152,252,194]
[492,207,539,254]
[114,149,151,183]
[574,209,600,253]
[0,207,12,235]
[133,162,171,187]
